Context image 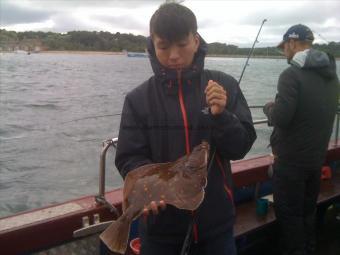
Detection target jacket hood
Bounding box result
[146,34,208,81]
[290,48,337,79]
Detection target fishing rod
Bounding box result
[249,105,265,109]
[180,149,217,255]
[181,20,268,255]
[239,20,267,113]
[238,19,267,86]
[61,113,122,124]
[312,29,329,44]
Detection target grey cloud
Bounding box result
[198,18,220,29]
[0,1,55,25]
[93,15,147,31]
[238,1,340,45]
[47,14,100,33]
[241,2,340,27]
[0,0,158,34]
[1,0,338,45]
[198,1,339,46]
[41,13,148,35]
[18,0,162,10]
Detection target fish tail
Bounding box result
[100,216,131,254]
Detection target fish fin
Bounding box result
[99,217,131,254]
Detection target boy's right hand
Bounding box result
[205,80,227,115]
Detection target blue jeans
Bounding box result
[140,228,236,255]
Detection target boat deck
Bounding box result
[234,170,340,238]
[233,166,340,255]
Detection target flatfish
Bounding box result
[100,141,209,254]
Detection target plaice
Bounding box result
[100,141,209,254]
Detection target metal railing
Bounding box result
[95,107,340,211]
[249,104,340,145]
[95,138,119,216]
[253,119,268,125]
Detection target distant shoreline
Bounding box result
[40,50,126,55]
[206,54,285,59]
[1,50,339,60]
[44,51,285,59]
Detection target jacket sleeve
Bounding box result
[211,74,256,160]
[115,94,152,179]
[268,68,299,128]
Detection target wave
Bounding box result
[24,103,60,110]
[0,128,26,140]
[0,135,26,141]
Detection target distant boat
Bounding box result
[126,52,148,58]
[15,50,29,54]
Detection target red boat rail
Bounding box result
[232,139,340,188]
[0,189,123,255]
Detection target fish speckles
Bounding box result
[160,194,165,199]
[143,184,148,192]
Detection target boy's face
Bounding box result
[153,32,200,70]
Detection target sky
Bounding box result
[0,0,339,47]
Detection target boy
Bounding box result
[115,3,256,254]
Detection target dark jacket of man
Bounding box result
[265,49,339,168]
[115,36,256,243]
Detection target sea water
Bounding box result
[0,53,339,217]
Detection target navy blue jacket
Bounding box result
[264,49,339,168]
[115,36,256,243]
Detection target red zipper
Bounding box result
[177,71,198,242]
[177,71,191,155]
[191,211,198,243]
[216,155,234,202]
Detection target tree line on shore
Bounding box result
[1,29,339,57]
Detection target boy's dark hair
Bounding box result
[150,3,197,43]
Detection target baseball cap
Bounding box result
[277,24,314,48]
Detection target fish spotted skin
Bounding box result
[100,141,209,254]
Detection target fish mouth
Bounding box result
[201,146,209,165]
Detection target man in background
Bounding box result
[263,24,339,255]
